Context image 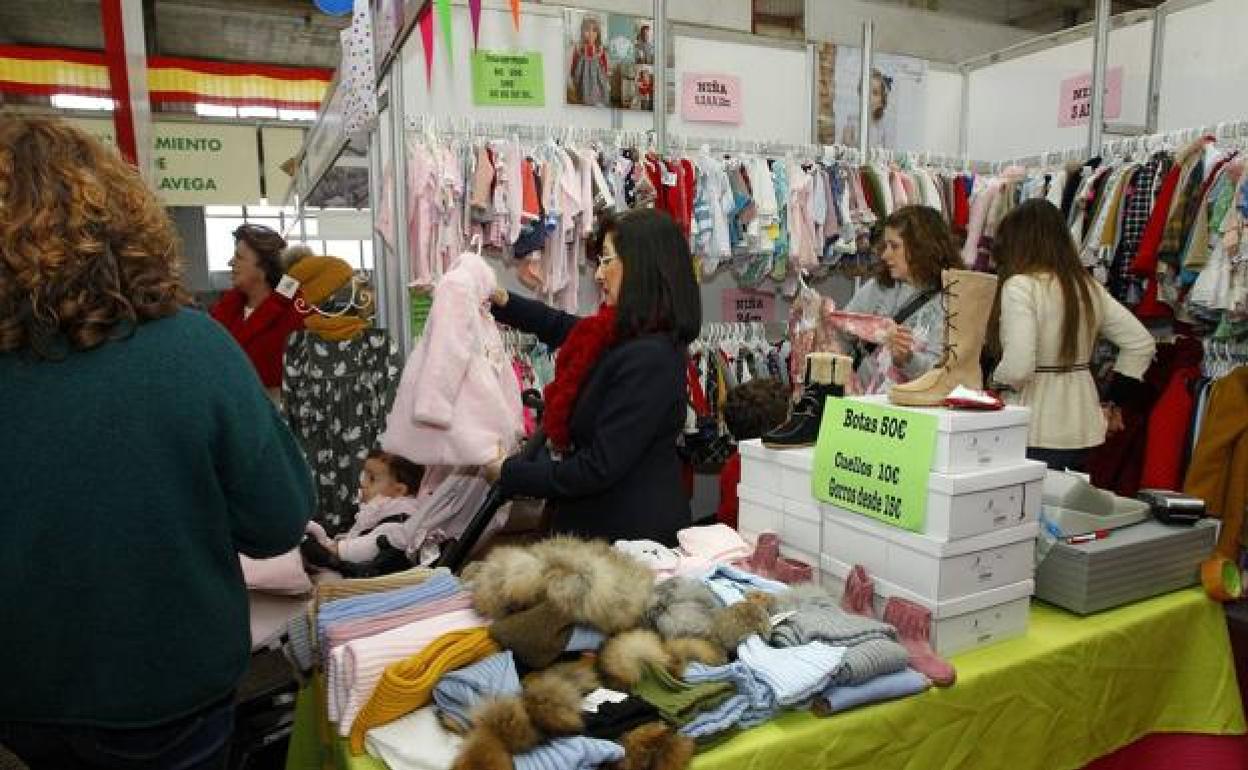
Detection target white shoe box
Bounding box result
[738,483,782,540]
[738,484,822,586]
[739,440,782,495]
[821,552,1032,656]
[851,395,1032,474]
[822,505,1037,602]
[764,442,1046,541]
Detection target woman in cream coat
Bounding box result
[989,199,1155,471]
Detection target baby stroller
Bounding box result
[432,389,547,573]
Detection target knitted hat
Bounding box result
[513,736,625,770]
[433,650,522,732]
[630,661,735,726]
[349,627,499,753]
[287,254,354,306]
[488,601,576,670]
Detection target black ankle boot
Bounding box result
[761,381,842,449]
[299,536,340,571]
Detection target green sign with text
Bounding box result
[472,51,545,106]
[811,398,938,532]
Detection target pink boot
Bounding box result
[841,564,876,617]
[882,597,956,687]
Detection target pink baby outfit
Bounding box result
[382,251,524,466]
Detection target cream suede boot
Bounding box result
[888,269,999,408]
[762,352,854,449]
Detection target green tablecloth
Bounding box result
[287,588,1245,770]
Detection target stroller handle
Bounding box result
[433,393,545,573]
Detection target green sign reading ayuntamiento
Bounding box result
[471,51,545,106]
[811,398,938,532]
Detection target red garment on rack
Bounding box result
[953,176,971,234]
[1130,163,1183,276]
[717,452,741,529]
[1139,365,1202,491]
[1088,336,1202,497]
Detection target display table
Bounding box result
[286,588,1245,770]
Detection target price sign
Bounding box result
[811,398,937,532]
[472,51,545,107]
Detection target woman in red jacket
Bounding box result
[210,224,306,398]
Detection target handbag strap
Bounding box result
[892,287,939,326]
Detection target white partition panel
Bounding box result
[1158,0,1248,132]
[923,69,962,157]
[966,17,1152,161]
[399,5,652,132]
[670,34,811,145]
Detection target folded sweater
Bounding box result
[816,668,930,715]
[329,608,487,733]
[349,627,499,753]
[432,650,522,732]
[326,592,474,650]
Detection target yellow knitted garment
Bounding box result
[348,627,499,754]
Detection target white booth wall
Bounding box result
[398,5,811,145]
[922,68,963,157]
[965,16,1153,161]
[1157,0,1248,132]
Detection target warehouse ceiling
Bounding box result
[754,0,1164,35]
[0,0,348,69]
[0,0,1168,72]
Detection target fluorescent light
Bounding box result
[278,108,318,122]
[51,94,115,111]
[239,105,278,119]
[195,103,238,118]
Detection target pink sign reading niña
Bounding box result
[681,73,742,124]
[1058,66,1123,128]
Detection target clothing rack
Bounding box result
[406,114,656,150]
[993,120,1248,172]
[1202,338,1248,380]
[697,320,787,346]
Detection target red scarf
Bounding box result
[543,305,617,451]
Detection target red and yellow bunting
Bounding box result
[0,45,332,110]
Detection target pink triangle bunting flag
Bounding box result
[509,0,520,31]
[469,0,482,49]
[418,6,434,86]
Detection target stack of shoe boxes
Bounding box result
[738,395,1046,656]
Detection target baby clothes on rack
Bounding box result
[382,251,524,467]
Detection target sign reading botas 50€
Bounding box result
[811,398,938,532]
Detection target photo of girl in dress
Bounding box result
[565,11,665,112]
[634,66,654,111]
[840,68,894,148]
[567,13,610,106]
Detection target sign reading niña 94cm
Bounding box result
[472,51,545,107]
[811,398,938,532]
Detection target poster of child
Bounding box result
[566,11,610,106]
[634,66,654,111]
[565,11,662,111]
[818,43,928,151]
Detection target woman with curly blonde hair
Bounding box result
[0,117,315,769]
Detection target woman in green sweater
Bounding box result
[0,118,316,769]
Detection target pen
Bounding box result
[1067,530,1109,544]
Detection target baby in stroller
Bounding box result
[301,449,426,576]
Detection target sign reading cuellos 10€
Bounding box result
[65,117,270,205]
[811,397,937,533]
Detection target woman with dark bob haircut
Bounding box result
[0,117,314,769]
[486,208,702,545]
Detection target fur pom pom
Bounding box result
[598,629,671,689]
[521,672,585,736]
[711,601,771,652]
[663,637,727,677]
[608,722,696,770]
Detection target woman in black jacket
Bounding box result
[487,209,701,545]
